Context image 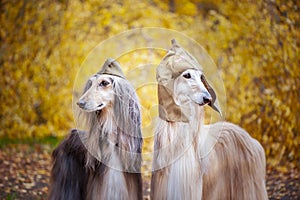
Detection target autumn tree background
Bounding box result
[1,0,299,173]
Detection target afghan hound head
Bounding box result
[172,69,216,117]
[77,74,115,112]
[76,71,142,173]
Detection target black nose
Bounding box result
[77,100,86,108]
[203,96,212,104]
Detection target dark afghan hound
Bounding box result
[49,60,143,200]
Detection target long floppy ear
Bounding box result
[112,77,143,172]
[200,75,222,115]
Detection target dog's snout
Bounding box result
[203,96,212,104]
[77,100,86,108]
[203,92,212,104]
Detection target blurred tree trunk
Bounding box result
[169,0,175,12]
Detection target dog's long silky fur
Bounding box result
[151,105,268,200]
[49,129,88,200]
[49,76,143,200]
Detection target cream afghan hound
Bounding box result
[151,69,268,199]
[49,73,143,200]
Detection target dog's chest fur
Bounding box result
[166,146,202,200]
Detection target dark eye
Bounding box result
[183,73,191,79]
[99,80,110,87]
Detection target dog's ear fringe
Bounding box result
[112,77,143,172]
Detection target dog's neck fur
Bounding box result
[82,106,131,199]
[85,106,116,168]
[154,105,204,166]
[153,105,207,199]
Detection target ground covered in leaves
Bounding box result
[0,144,299,200]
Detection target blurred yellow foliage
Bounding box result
[0,0,299,168]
